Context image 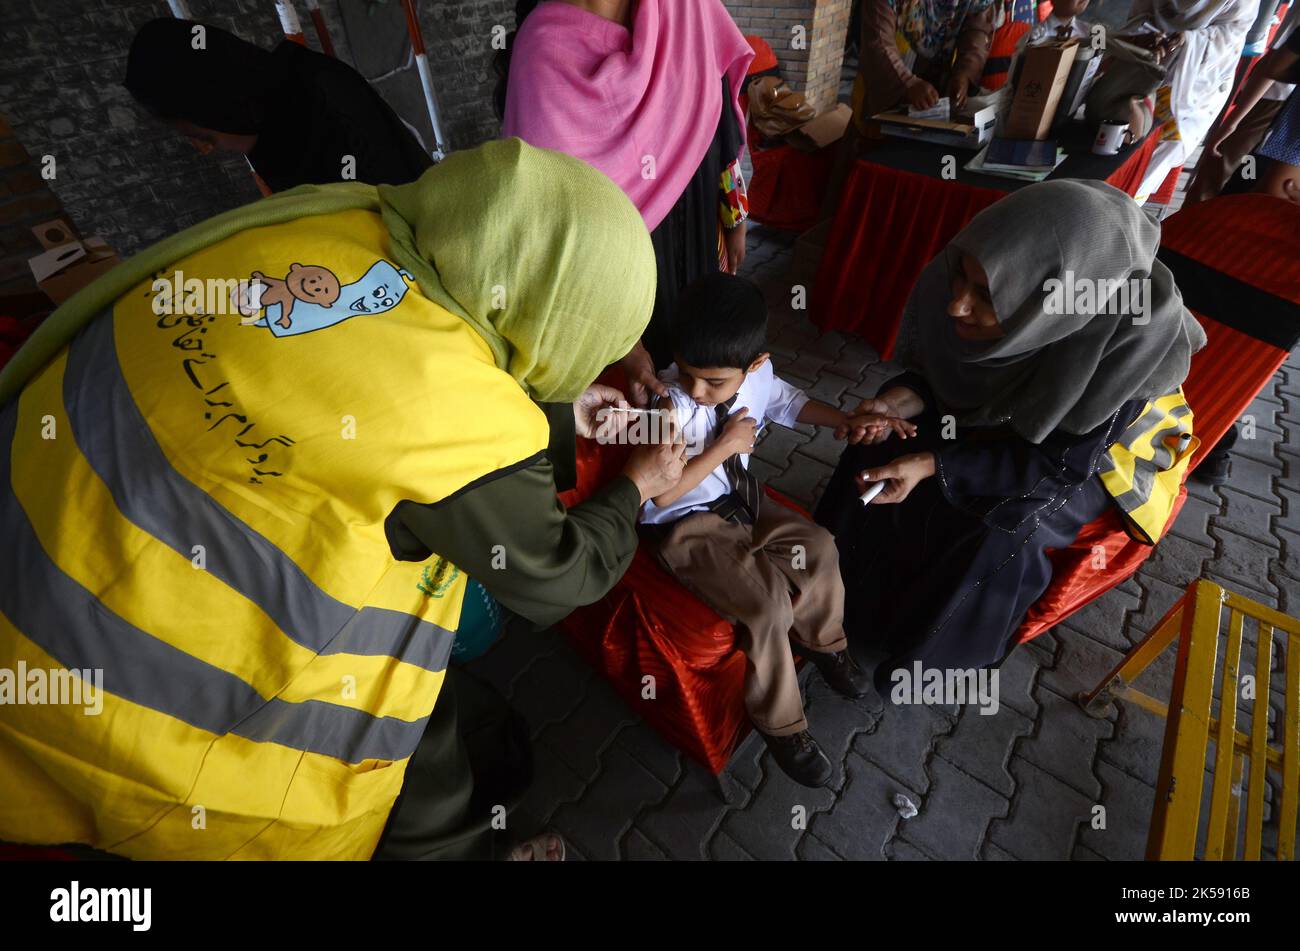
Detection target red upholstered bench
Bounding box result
[559,196,1299,780]
[558,434,809,776]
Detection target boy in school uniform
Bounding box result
[640,273,913,787]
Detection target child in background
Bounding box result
[641,273,913,787]
[1027,0,1091,43]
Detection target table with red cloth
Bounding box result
[1013,194,1300,644]
[811,124,1159,358]
[746,141,837,233]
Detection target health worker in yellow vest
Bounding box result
[0,139,685,860]
[814,180,1207,694]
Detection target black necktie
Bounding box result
[705,395,762,524]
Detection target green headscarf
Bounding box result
[0,138,654,406]
[380,138,655,402]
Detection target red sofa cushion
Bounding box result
[558,428,809,773]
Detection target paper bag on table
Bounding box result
[1004,39,1080,141]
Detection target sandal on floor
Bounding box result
[506,832,567,861]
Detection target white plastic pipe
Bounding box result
[402,0,448,160]
[275,0,307,45]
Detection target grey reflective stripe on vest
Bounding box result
[0,399,427,764]
[1109,462,1157,516]
[1102,399,1192,515]
[63,313,453,674]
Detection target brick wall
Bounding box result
[724,0,852,112]
[806,0,852,114]
[725,0,815,93]
[0,0,513,260]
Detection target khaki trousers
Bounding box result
[653,504,847,736]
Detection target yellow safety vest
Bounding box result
[1099,388,1199,545]
[0,209,548,859]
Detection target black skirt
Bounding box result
[813,408,1113,691]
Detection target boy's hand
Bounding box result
[837,398,918,445]
[837,412,916,444]
[719,408,758,455]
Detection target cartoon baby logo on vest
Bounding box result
[235,259,412,337]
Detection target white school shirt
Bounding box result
[1026,14,1088,46]
[640,360,809,526]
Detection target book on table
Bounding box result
[982,137,1061,172]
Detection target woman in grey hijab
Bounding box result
[815,180,1206,689]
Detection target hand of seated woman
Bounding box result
[840,388,924,444]
[857,451,936,505]
[836,408,917,445]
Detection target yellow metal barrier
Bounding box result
[1078,579,1300,860]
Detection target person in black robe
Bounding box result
[815,180,1207,693]
[124,18,432,192]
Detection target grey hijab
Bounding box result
[894,179,1207,444]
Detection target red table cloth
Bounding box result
[747,142,837,233]
[811,129,1160,358]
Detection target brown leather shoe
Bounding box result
[760,729,833,788]
[803,647,874,700]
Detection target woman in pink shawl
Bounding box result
[498,0,755,403]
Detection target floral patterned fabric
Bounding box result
[718,157,750,230]
[888,0,997,61]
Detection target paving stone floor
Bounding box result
[467,222,1300,861]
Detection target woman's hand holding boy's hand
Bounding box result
[856,452,935,504]
[837,408,917,444]
[841,386,926,445]
[720,409,758,455]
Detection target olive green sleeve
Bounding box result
[386,459,643,629]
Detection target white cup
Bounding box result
[1092,120,1129,156]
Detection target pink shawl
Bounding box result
[502,0,754,232]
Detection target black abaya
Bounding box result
[248,43,433,191]
[814,373,1144,691]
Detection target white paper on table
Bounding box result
[907,97,951,121]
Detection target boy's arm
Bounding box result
[651,438,736,508]
[796,399,849,429]
[796,396,917,444]
[651,396,753,508]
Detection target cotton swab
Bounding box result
[859,480,885,504]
